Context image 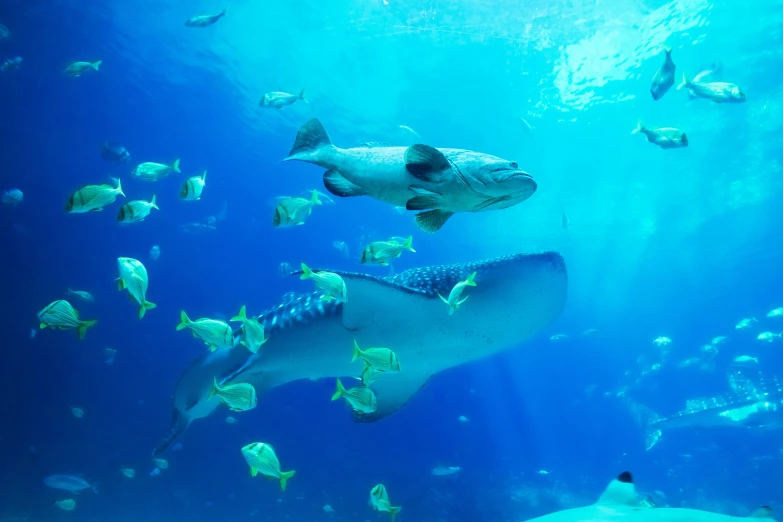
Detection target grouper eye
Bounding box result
[510,161,518,169]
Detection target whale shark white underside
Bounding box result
[153,251,568,455]
[526,472,775,522]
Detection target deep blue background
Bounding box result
[2,1,783,521]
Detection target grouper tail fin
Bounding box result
[284,118,333,163]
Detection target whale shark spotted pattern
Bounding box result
[153,251,567,455]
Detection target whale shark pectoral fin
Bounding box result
[152,410,191,456]
[595,472,640,506]
[338,273,433,331]
[351,372,432,423]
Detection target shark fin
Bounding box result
[335,272,433,331]
[152,410,191,456]
[351,371,431,423]
[750,507,774,519]
[595,472,639,506]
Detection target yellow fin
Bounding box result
[279,470,296,491]
[176,310,190,331]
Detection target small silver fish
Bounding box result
[64,60,102,76]
[185,7,226,27]
[650,46,675,100]
[632,122,687,149]
[260,88,307,108]
[66,289,94,302]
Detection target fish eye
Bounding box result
[510,161,519,169]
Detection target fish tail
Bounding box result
[631,120,643,134]
[92,60,102,70]
[209,377,221,399]
[139,301,156,319]
[150,194,159,210]
[279,470,296,491]
[389,506,402,521]
[465,272,477,286]
[331,379,345,401]
[284,118,332,163]
[230,305,247,322]
[114,177,125,197]
[77,319,97,340]
[662,45,671,55]
[299,87,307,102]
[201,170,207,181]
[403,236,415,252]
[299,263,313,280]
[351,340,362,363]
[176,310,191,330]
[310,189,322,205]
[171,159,181,173]
[677,72,689,90]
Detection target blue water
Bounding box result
[2,0,783,520]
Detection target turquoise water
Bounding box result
[1,0,783,520]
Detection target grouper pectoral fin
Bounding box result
[323,169,368,197]
[336,273,432,331]
[351,371,432,423]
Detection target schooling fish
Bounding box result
[632,122,688,149]
[180,171,207,201]
[64,60,101,76]
[260,88,307,108]
[37,300,97,339]
[677,73,746,103]
[283,118,537,232]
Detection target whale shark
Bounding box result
[153,251,567,455]
[525,472,775,522]
[626,370,783,450]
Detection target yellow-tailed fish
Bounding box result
[360,365,378,386]
[55,499,76,511]
[37,300,97,339]
[300,263,347,302]
[351,340,400,372]
[63,60,101,76]
[438,272,477,315]
[331,379,377,413]
[240,442,296,491]
[273,190,321,227]
[116,257,156,318]
[209,378,257,411]
[179,170,206,201]
[66,178,124,213]
[131,159,181,181]
[370,484,401,521]
[230,305,268,353]
[117,195,159,223]
[360,236,415,266]
[176,311,233,350]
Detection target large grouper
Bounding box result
[152,251,567,455]
[282,118,538,232]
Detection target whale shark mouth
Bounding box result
[153,251,567,455]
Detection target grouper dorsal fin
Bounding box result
[404,144,450,181]
[596,472,639,505]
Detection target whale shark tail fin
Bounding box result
[595,472,642,506]
[622,397,663,450]
[152,410,190,456]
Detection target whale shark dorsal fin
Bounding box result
[350,370,432,423]
[750,506,775,519]
[336,272,433,331]
[595,472,639,506]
